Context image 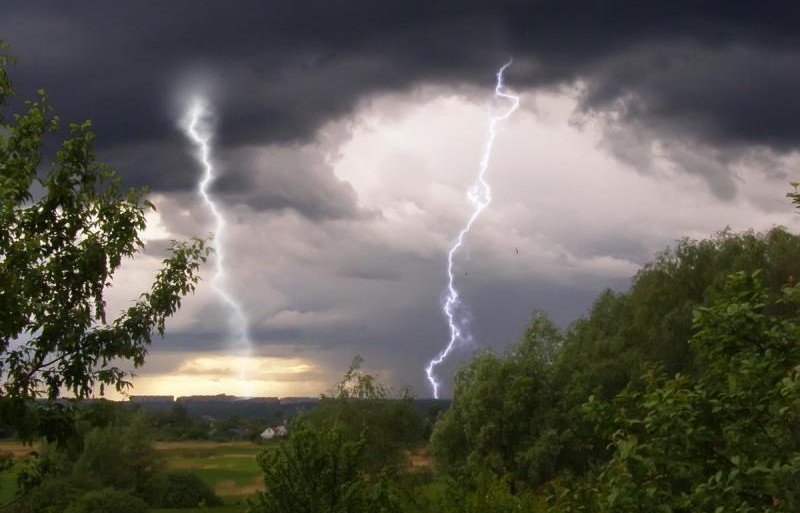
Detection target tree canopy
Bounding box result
[0,43,207,441]
[432,226,800,497]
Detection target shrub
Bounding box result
[64,488,148,513]
[250,422,401,513]
[73,418,161,492]
[8,476,83,513]
[302,357,424,475]
[142,471,222,508]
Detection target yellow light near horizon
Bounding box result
[129,374,324,399]
[104,354,327,400]
[176,355,315,378]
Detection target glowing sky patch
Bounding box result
[183,97,255,397]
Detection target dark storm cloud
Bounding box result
[216,145,364,219]
[3,0,800,208]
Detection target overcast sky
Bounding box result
[3,1,800,398]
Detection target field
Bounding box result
[0,440,267,513]
[154,440,265,512]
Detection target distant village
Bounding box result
[25,394,448,443]
[128,394,319,405]
[125,394,320,441]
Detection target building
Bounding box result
[279,397,319,404]
[260,425,288,440]
[129,395,174,404]
[245,397,280,404]
[178,394,238,403]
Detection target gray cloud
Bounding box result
[6,2,800,397]
[2,1,800,207]
[218,145,364,219]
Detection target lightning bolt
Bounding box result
[425,60,520,399]
[183,97,254,397]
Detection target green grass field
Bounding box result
[154,440,266,512]
[0,440,269,513]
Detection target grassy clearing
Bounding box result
[157,440,266,498]
[0,442,34,506]
[0,440,268,512]
[157,440,267,512]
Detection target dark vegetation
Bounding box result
[0,41,207,445]
[243,226,800,513]
[429,227,800,512]
[2,42,800,511]
[8,409,222,512]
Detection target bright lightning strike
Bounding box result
[183,97,254,397]
[425,60,520,399]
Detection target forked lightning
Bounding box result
[425,61,520,399]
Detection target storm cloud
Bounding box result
[3,2,800,396]
[3,1,800,205]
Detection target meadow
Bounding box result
[154,441,264,512]
[0,440,266,513]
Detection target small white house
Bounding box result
[260,425,288,440]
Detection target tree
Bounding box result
[73,417,161,493]
[432,225,800,493]
[555,227,800,406]
[250,422,400,513]
[549,271,800,512]
[13,410,220,511]
[140,471,222,508]
[0,44,207,439]
[63,488,148,513]
[431,312,566,488]
[303,356,423,474]
[250,359,418,513]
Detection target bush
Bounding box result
[250,422,401,513]
[8,476,84,513]
[142,471,222,508]
[548,272,800,512]
[302,357,424,474]
[64,488,148,513]
[430,312,564,487]
[73,417,161,492]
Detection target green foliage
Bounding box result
[411,472,540,513]
[0,41,13,115]
[557,228,800,404]
[0,43,208,443]
[251,359,421,512]
[431,312,566,487]
[302,356,423,474]
[8,475,88,513]
[15,439,76,493]
[549,271,800,512]
[8,411,222,510]
[433,227,800,492]
[141,471,222,508]
[63,488,149,513]
[250,422,401,513]
[73,418,161,492]
[146,402,212,441]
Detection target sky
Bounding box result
[3,1,800,398]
